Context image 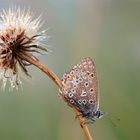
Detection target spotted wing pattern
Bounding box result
[59,57,99,115]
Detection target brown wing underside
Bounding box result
[60,57,99,112]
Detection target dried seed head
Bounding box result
[0,8,48,89]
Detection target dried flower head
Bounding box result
[0,8,48,89]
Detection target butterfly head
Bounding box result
[93,110,104,120]
[81,109,104,122]
[84,110,104,121]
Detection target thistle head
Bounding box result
[0,8,48,89]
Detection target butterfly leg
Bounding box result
[78,120,87,128]
[74,114,89,128]
[75,113,83,120]
[79,120,94,128]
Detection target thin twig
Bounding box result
[25,56,93,140]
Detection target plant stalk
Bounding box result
[25,56,93,140]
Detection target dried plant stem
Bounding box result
[25,56,93,140]
[73,108,93,140]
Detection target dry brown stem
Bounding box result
[25,56,93,140]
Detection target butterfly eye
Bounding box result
[71,88,75,93]
[73,84,77,88]
[78,99,82,105]
[90,88,95,93]
[74,69,78,72]
[75,79,79,84]
[82,99,87,105]
[87,71,90,75]
[70,99,74,104]
[84,82,89,87]
[67,74,70,79]
[63,73,67,78]
[70,70,74,75]
[89,99,94,104]
[78,78,83,82]
[90,73,94,78]
[68,93,74,98]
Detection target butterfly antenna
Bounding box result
[108,117,117,127]
[109,114,120,122]
[104,112,120,127]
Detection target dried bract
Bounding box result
[0,8,48,89]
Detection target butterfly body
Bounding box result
[59,57,104,122]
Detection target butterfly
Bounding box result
[59,57,104,122]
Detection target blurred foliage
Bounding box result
[0,0,140,140]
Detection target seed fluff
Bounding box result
[0,7,48,89]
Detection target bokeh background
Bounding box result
[0,0,140,140]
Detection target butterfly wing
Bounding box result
[60,57,99,114]
[76,57,99,111]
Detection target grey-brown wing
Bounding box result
[60,57,99,112]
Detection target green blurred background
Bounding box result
[0,0,140,140]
